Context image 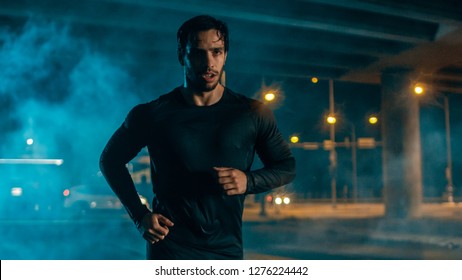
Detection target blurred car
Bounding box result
[63,184,149,216]
[265,184,293,206]
[266,192,291,206]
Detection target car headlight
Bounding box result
[274,197,283,205]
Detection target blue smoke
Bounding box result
[0,18,140,217]
[1,18,139,168]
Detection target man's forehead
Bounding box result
[187,30,225,46]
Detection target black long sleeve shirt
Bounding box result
[99,87,295,259]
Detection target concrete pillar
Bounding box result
[381,68,423,218]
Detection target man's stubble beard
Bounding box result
[187,68,224,93]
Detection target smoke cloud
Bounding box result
[0,18,140,181]
[0,17,150,259]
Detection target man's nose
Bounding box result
[205,52,215,69]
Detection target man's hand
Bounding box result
[140,213,174,244]
[214,167,247,195]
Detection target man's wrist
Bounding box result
[244,172,254,194]
[135,209,152,232]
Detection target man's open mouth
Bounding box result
[202,72,217,82]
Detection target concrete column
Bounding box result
[381,68,423,218]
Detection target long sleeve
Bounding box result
[99,104,151,228]
[245,104,296,194]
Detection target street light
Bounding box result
[290,135,300,144]
[327,114,380,203]
[413,84,454,204]
[258,83,283,107]
[353,116,379,202]
[264,91,276,102]
[327,115,337,124]
[324,80,383,206]
[328,79,337,208]
[330,119,358,203]
[414,85,424,95]
[368,115,378,125]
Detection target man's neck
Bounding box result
[181,85,225,106]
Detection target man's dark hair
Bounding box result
[177,15,229,65]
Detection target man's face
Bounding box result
[183,29,227,92]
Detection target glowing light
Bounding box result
[0,158,64,165]
[259,84,282,105]
[326,115,336,124]
[283,197,291,204]
[311,77,318,84]
[63,189,70,197]
[11,187,23,197]
[290,136,300,143]
[274,197,283,205]
[369,116,378,124]
[414,85,424,95]
[26,138,34,145]
[139,195,148,205]
[264,92,276,101]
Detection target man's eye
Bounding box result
[213,50,222,55]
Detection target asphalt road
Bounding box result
[244,218,462,260]
[2,213,461,260]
